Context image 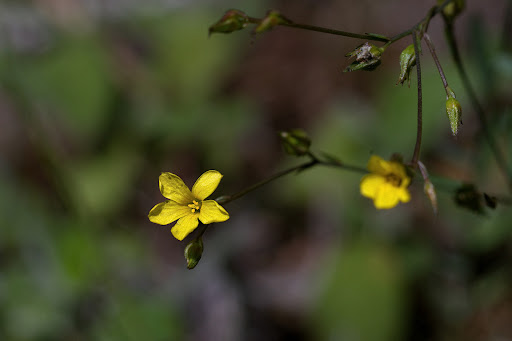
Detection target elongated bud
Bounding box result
[445,94,462,136]
[253,10,291,34]
[279,129,311,156]
[344,42,384,72]
[397,44,416,87]
[209,9,249,36]
[437,0,465,24]
[184,237,204,269]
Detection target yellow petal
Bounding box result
[373,183,400,209]
[367,155,392,175]
[191,170,223,201]
[159,173,194,204]
[148,201,191,225]
[389,161,408,179]
[360,174,386,199]
[199,200,230,224]
[397,187,411,203]
[171,214,199,241]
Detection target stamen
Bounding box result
[188,200,201,213]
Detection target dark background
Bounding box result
[1,0,512,340]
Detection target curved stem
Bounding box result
[423,33,450,97]
[411,30,423,168]
[247,17,390,42]
[216,152,367,205]
[444,23,512,192]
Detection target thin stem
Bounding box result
[387,0,452,45]
[216,152,367,205]
[423,33,450,97]
[444,23,512,192]
[217,158,318,205]
[411,30,423,168]
[247,17,390,42]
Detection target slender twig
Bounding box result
[444,23,512,192]
[216,158,319,205]
[423,33,450,97]
[247,17,390,42]
[411,30,423,168]
[217,152,367,206]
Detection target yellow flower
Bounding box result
[360,155,411,209]
[148,170,229,241]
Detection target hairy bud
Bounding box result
[209,9,249,36]
[279,129,311,156]
[397,44,416,86]
[344,42,384,72]
[253,10,291,34]
[184,237,204,269]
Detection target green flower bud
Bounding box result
[184,237,204,269]
[437,0,465,24]
[397,44,416,87]
[279,129,311,156]
[344,42,384,72]
[209,9,249,36]
[446,96,462,136]
[454,184,484,214]
[253,10,291,34]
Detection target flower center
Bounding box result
[385,173,402,187]
[187,200,201,213]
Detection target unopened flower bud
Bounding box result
[184,237,204,269]
[209,9,249,36]
[253,10,291,34]
[397,44,416,86]
[437,0,465,24]
[446,95,462,136]
[279,129,311,156]
[344,42,384,72]
[454,184,484,214]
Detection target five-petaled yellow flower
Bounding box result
[360,155,411,209]
[148,170,229,241]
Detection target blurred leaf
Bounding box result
[65,144,141,217]
[93,295,183,341]
[313,241,405,341]
[15,34,114,143]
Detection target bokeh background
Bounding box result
[1,0,512,340]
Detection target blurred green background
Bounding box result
[1,0,512,340]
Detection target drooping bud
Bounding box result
[279,129,311,156]
[445,89,462,136]
[184,237,204,269]
[454,184,484,214]
[417,161,437,215]
[397,44,416,87]
[209,9,249,36]
[344,42,384,72]
[253,10,291,34]
[437,0,465,25]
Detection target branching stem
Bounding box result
[411,30,423,168]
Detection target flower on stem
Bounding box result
[344,42,384,72]
[360,155,411,209]
[148,170,229,241]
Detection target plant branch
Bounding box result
[423,33,450,97]
[247,17,390,42]
[444,22,512,192]
[411,30,423,168]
